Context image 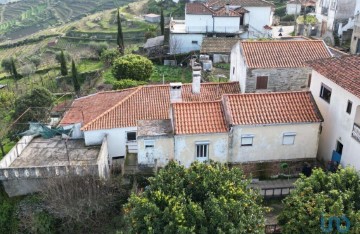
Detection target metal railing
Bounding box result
[261,186,295,199]
[186,26,244,34]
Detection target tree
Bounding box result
[30,56,41,69]
[89,41,109,56]
[13,87,54,134]
[1,58,13,74]
[100,48,121,67]
[116,8,125,55]
[278,167,360,233]
[124,161,266,233]
[10,58,19,88]
[112,54,153,81]
[58,50,68,76]
[160,8,165,35]
[20,64,35,78]
[71,60,80,97]
[0,91,15,156]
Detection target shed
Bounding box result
[144,13,161,23]
[200,37,239,63]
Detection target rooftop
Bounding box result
[61,82,240,131]
[240,40,332,68]
[144,35,164,49]
[201,37,239,54]
[207,0,274,7]
[186,2,249,16]
[137,119,173,137]
[307,55,360,98]
[223,91,323,125]
[172,101,228,134]
[9,136,100,168]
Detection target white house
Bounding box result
[308,55,360,170]
[286,0,316,15]
[315,0,358,44]
[230,39,332,93]
[169,0,274,54]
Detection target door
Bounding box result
[144,140,155,165]
[331,141,343,163]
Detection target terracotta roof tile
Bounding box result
[173,101,228,134]
[75,82,240,131]
[241,40,332,68]
[186,3,213,15]
[59,88,138,125]
[201,37,239,53]
[207,0,274,7]
[307,55,360,98]
[223,91,323,125]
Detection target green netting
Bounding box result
[19,122,71,139]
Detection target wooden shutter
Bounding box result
[256,76,268,89]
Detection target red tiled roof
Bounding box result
[73,82,240,131]
[186,3,214,15]
[240,40,332,68]
[307,55,360,98]
[207,0,274,7]
[172,101,228,134]
[223,91,323,125]
[59,88,138,125]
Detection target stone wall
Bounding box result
[230,158,318,179]
[97,136,110,179]
[0,135,35,168]
[245,67,311,93]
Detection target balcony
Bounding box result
[321,7,329,16]
[352,123,360,143]
[187,26,245,34]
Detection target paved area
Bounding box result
[10,136,100,168]
[272,26,295,38]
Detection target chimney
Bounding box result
[225,3,230,15]
[170,83,182,103]
[192,66,202,94]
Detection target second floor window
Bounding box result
[127,132,136,141]
[256,76,268,90]
[196,143,209,158]
[320,84,332,103]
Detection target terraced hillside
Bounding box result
[0,0,132,41]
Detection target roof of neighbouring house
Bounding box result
[287,0,316,6]
[307,55,360,98]
[223,91,323,125]
[60,82,240,131]
[172,101,228,134]
[207,0,274,7]
[186,2,214,14]
[240,40,332,68]
[200,37,239,54]
[144,36,164,49]
[137,119,173,137]
[186,2,249,16]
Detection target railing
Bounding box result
[352,123,360,143]
[321,7,329,16]
[261,186,295,199]
[186,26,244,34]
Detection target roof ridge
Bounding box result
[223,91,310,97]
[81,86,143,131]
[172,100,222,105]
[242,40,323,43]
[98,87,139,94]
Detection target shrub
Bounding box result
[111,79,147,90]
[100,48,121,67]
[112,54,153,81]
[281,14,295,22]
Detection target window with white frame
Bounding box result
[283,132,296,145]
[320,83,332,103]
[144,140,155,148]
[196,142,209,158]
[241,135,254,146]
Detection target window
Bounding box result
[241,135,254,146]
[126,132,136,141]
[346,100,352,114]
[320,83,332,103]
[191,40,198,44]
[196,143,209,158]
[283,132,296,145]
[144,140,155,148]
[256,76,268,89]
[233,67,235,75]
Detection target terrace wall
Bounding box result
[0,135,35,169]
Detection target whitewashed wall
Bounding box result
[230,42,247,92]
[286,3,301,15]
[244,6,273,33]
[84,127,136,158]
[170,33,204,54]
[137,136,174,167]
[214,17,240,33]
[310,70,360,170]
[174,133,229,168]
[185,14,213,33]
[230,123,321,163]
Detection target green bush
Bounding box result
[100,48,121,67]
[0,185,18,233]
[32,212,56,234]
[112,79,147,90]
[112,54,153,81]
[275,6,286,17]
[281,14,295,22]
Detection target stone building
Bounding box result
[230,40,333,93]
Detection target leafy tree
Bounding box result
[279,167,360,233]
[117,9,125,55]
[111,79,147,90]
[144,25,157,40]
[89,41,109,56]
[0,91,15,156]
[71,60,80,97]
[59,50,68,76]
[160,8,165,35]
[13,87,54,133]
[112,54,153,81]
[20,64,36,78]
[124,161,266,233]
[30,56,41,69]
[1,58,13,74]
[100,48,121,67]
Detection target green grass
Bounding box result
[150,65,192,84]
[77,60,103,73]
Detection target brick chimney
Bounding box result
[192,66,202,94]
[170,83,182,103]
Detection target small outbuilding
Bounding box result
[144,13,161,23]
[200,37,239,63]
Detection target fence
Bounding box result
[261,186,295,199]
